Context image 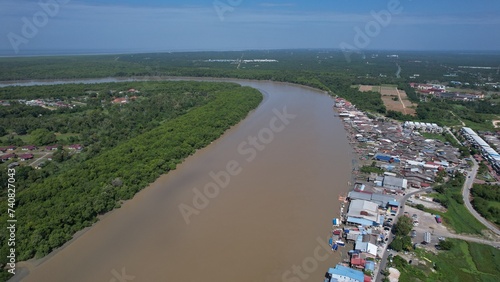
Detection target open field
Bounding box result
[392,239,500,282]
[359,85,417,115]
[421,133,447,142]
[424,197,487,236]
[359,85,376,92]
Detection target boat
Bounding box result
[332,243,338,251]
[332,218,340,226]
[335,240,345,247]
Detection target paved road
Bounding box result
[375,188,433,282]
[376,159,500,282]
[462,158,500,236]
[29,152,50,167]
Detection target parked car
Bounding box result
[435,215,442,223]
[411,230,417,237]
[438,237,445,241]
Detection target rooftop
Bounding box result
[327,264,365,282]
[347,200,381,224]
[383,175,408,189]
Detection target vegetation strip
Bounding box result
[0,82,262,280]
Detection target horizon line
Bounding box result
[1,48,500,59]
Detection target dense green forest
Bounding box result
[0,81,232,150]
[1,50,498,130]
[471,184,500,225]
[1,50,498,83]
[0,81,262,281]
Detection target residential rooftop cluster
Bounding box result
[323,97,483,282]
[461,127,500,177]
[325,189,401,281]
[409,82,485,101]
[336,97,464,190]
[18,99,74,109]
[111,95,138,104]
[0,144,83,168]
[203,58,278,63]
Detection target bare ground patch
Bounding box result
[380,86,417,116]
[359,85,417,115]
[493,120,500,128]
[359,85,375,92]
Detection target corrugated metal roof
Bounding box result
[365,261,375,271]
[328,264,365,282]
[346,217,376,226]
[383,176,408,189]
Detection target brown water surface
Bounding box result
[17,80,352,282]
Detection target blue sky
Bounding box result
[1,0,500,55]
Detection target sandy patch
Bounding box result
[492,120,500,128]
[359,85,374,92]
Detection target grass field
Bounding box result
[424,200,486,235]
[421,132,447,142]
[55,133,80,142]
[488,200,500,209]
[424,183,486,235]
[393,239,500,282]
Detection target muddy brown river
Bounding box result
[7,79,353,282]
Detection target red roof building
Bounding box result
[351,257,366,269]
[68,144,83,150]
[1,154,16,161]
[112,97,128,104]
[19,154,34,161]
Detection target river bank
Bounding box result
[4,79,353,282]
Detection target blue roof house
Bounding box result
[325,264,364,282]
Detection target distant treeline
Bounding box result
[1,50,498,130]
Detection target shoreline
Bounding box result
[6,77,347,282]
[0,76,330,96]
[9,81,268,281]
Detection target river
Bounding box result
[4,78,353,282]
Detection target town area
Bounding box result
[323,97,500,282]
